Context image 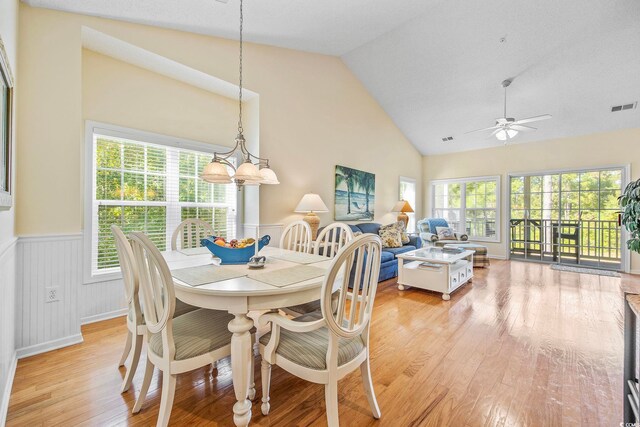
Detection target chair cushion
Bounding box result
[383,246,416,258]
[149,309,234,360]
[128,299,198,322]
[259,313,365,370]
[427,218,449,234]
[285,299,321,315]
[380,251,395,263]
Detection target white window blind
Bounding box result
[91,132,237,275]
[431,176,500,242]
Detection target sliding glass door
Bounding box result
[509,168,623,270]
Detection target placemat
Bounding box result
[172,265,247,286]
[248,265,326,288]
[178,247,211,256]
[268,251,328,265]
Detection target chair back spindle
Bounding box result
[314,223,354,258]
[280,221,312,253]
[321,234,382,339]
[129,232,176,338]
[171,218,215,250]
[112,225,139,311]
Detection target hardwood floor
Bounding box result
[7,260,638,426]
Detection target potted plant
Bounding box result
[620,178,640,254]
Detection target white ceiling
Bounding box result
[23,0,441,56]
[24,0,640,155]
[343,0,640,154]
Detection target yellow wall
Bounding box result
[422,128,640,271]
[17,5,422,235]
[82,49,239,147]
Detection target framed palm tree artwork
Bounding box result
[335,165,375,221]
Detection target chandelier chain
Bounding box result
[238,0,243,135]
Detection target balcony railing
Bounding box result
[509,218,621,267]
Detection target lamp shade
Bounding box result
[392,200,414,213]
[201,161,232,183]
[259,167,280,185]
[294,193,329,213]
[234,161,261,183]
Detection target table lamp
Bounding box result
[294,193,329,240]
[392,200,414,229]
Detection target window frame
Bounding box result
[430,175,501,243]
[83,121,242,284]
[399,176,417,233]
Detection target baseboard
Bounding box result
[16,334,84,360]
[0,351,17,427]
[81,308,127,325]
[630,269,640,276]
[488,254,507,260]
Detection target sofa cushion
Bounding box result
[380,251,395,264]
[383,245,416,258]
[356,223,382,235]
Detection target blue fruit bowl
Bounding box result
[201,235,271,265]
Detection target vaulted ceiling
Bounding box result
[24,0,640,154]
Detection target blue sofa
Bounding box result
[318,222,421,282]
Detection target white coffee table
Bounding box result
[396,247,475,300]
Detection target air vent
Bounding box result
[611,102,637,112]
[441,136,454,142]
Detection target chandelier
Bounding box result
[201,0,279,188]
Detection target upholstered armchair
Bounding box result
[417,218,469,247]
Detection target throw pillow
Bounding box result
[378,226,403,248]
[436,226,456,240]
[379,221,409,245]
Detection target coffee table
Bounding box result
[396,247,475,300]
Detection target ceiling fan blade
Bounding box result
[464,125,500,134]
[513,114,552,125]
[510,124,536,132]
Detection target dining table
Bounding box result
[162,245,334,427]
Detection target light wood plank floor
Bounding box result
[7,260,638,426]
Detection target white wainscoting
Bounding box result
[15,235,83,358]
[80,278,127,325]
[0,238,17,426]
[243,224,284,248]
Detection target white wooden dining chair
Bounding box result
[170,218,215,250]
[259,234,383,426]
[279,220,312,253]
[283,223,354,317]
[112,225,199,395]
[128,232,255,427]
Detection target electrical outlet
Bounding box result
[45,286,59,303]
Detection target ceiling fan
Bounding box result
[465,79,552,143]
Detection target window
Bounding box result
[87,125,237,277]
[399,177,417,232]
[431,176,500,241]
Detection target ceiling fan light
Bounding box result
[496,129,507,141]
[507,129,518,138]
